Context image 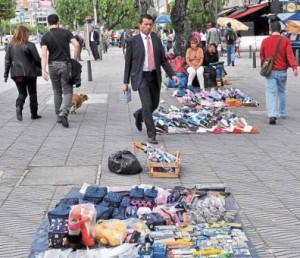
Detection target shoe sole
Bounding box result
[59,115,69,128]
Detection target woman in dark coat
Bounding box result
[4,26,42,121]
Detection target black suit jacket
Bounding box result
[89,31,99,45]
[123,32,175,91]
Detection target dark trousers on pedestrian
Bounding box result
[14,76,39,116]
[135,71,160,139]
[90,41,100,60]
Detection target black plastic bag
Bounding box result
[108,150,142,174]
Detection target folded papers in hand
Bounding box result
[124,86,132,105]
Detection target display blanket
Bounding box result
[29,185,259,258]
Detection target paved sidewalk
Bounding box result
[0,46,300,258]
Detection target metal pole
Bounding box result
[296,49,299,66]
[249,45,252,58]
[252,51,256,68]
[215,0,218,22]
[87,60,93,81]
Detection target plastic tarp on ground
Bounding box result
[29,187,259,258]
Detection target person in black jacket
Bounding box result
[89,26,100,60]
[203,43,231,87]
[4,26,42,121]
[122,14,178,144]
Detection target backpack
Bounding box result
[226,29,236,44]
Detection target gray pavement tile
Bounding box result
[22,166,98,186]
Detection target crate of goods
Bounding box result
[148,151,181,178]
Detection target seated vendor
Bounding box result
[203,43,231,87]
[185,38,204,89]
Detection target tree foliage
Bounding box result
[97,0,138,30]
[170,0,228,56]
[0,0,15,21]
[55,0,92,29]
[55,0,138,30]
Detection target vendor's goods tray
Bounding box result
[148,151,180,178]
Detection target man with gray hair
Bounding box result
[260,21,298,125]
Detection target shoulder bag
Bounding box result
[49,31,82,87]
[260,36,283,77]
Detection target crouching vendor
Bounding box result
[203,43,231,87]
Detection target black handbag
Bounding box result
[49,31,82,87]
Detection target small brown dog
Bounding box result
[71,93,88,114]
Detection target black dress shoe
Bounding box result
[269,117,276,125]
[31,114,42,120]
[133,113,142,131]
[148,137,158,144]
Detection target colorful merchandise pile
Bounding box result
[153,105,259,134]
[34,184,257,257]
[175,87,259,108]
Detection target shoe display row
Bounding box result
[152,104,259,134]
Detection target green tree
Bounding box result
[0,0,15,20]
[55,0,138,30]
[97,0,138,30]
[170,0,228,56]
[55,0,92,29]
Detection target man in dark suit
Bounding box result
[89,26,100,60]
[122,14,178,144]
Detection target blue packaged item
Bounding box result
[144,186,158,200]
[48,197,79,221]
[152,242,167,258]
[95,203,114,220]
[167,72,187,89]
[120,196,131,207]
[83,186,108,204]
[130,186,145,199]
[104,192,123,207]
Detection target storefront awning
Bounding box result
[278,12,300,24]
[228,3,269,19]
[218,7,238,17]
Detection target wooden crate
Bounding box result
[148,151,181,178]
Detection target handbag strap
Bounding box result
[49,30,70,61]
[272,36,283,60]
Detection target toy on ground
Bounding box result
[94,219,127,246]
[67,203,96,248]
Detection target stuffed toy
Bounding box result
[94,219,127,246]
[67,204,96,248]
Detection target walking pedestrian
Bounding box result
[206,22,221,47]
[74,29,84,61]
[122,14,178,144]
[40,14,80,128]
[89,26,100,60]
[224,22,237,66]
[260,21,298,125]
[4,25,42,121]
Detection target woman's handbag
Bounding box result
[260,37,283,77]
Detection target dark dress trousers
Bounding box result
[89,31,100,60]
[123,32,176,139]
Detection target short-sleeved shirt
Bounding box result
[40,28,74,63]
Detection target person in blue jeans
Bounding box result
[203,43,231,87]
[260,21,298,125]
[224,22,237,66]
